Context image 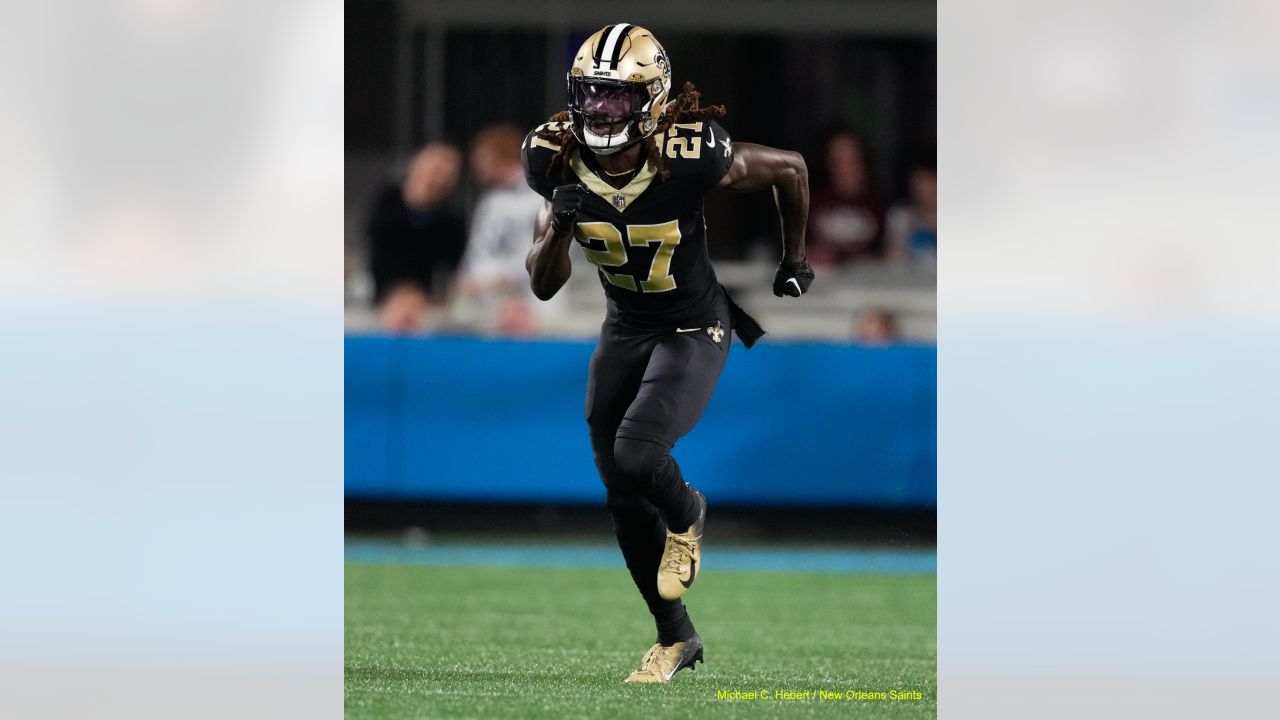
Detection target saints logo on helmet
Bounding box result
[567,24,673,155]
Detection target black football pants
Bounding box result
[585,306,731,644]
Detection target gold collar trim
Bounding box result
[570,149,657,212]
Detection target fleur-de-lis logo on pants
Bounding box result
[707,322,724,344]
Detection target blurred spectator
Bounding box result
[855,307,899,345]
[886,147,937,264]
[453,124,545,336]
[366,143,466,334]
[806,131,887,266]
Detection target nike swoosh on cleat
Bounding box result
[680,558,697,588]
[675,327,701,333]
[787,278,802,294]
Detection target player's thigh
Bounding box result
[617,331,730,446]
[585,325,652,444]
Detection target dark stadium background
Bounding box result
[347,1,935,262]
[344,1,935,545]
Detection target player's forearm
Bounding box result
[774,152,809,264]
[526,225,574,301]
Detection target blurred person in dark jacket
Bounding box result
[366,143,465,334]
[886,146,937,264]
[806,131,886,266]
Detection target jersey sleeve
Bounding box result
[661,117,735,191]
[521,123,569,201]
[702,119,735,189]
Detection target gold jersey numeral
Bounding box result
[575,222,637,291]
[530,135,562,152]
[627,221,681,292]
[664,122,704,160]
[574,220,682,293]
[528,121,567,152]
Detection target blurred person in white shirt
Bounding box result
[453,125,548,336]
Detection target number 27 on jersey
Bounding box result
[574,220,681,293]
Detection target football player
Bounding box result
[523,23,813,684]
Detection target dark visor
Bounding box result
[569,78,646,121]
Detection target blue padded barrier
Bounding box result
[346,335,935,508]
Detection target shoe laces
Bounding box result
[637,644,663,672]
[661,532,697,574]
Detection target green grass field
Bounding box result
[346,561,935,719]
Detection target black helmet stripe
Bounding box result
[592,24,616,68]
[599,23,633,71]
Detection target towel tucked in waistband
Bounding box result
[721,285,765,349]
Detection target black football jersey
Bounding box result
[522,117,735,331]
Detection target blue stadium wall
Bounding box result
[346,335,936,508]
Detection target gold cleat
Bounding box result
[624,634,704,684]
[656,489,706,601]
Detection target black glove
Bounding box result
[773,257,815,297]
[551,184,587,232]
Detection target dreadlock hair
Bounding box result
[537,81,726,182]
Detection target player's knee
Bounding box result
[612,437,668,494]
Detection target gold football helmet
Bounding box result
[567,23,672,155]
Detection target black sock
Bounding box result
[656,605,696,645]
[614,437,700,532]
[606,490,697,644]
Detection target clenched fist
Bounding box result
[773,257,815,297]
[551,184,588,232]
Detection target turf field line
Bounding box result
[344,540,935,574]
